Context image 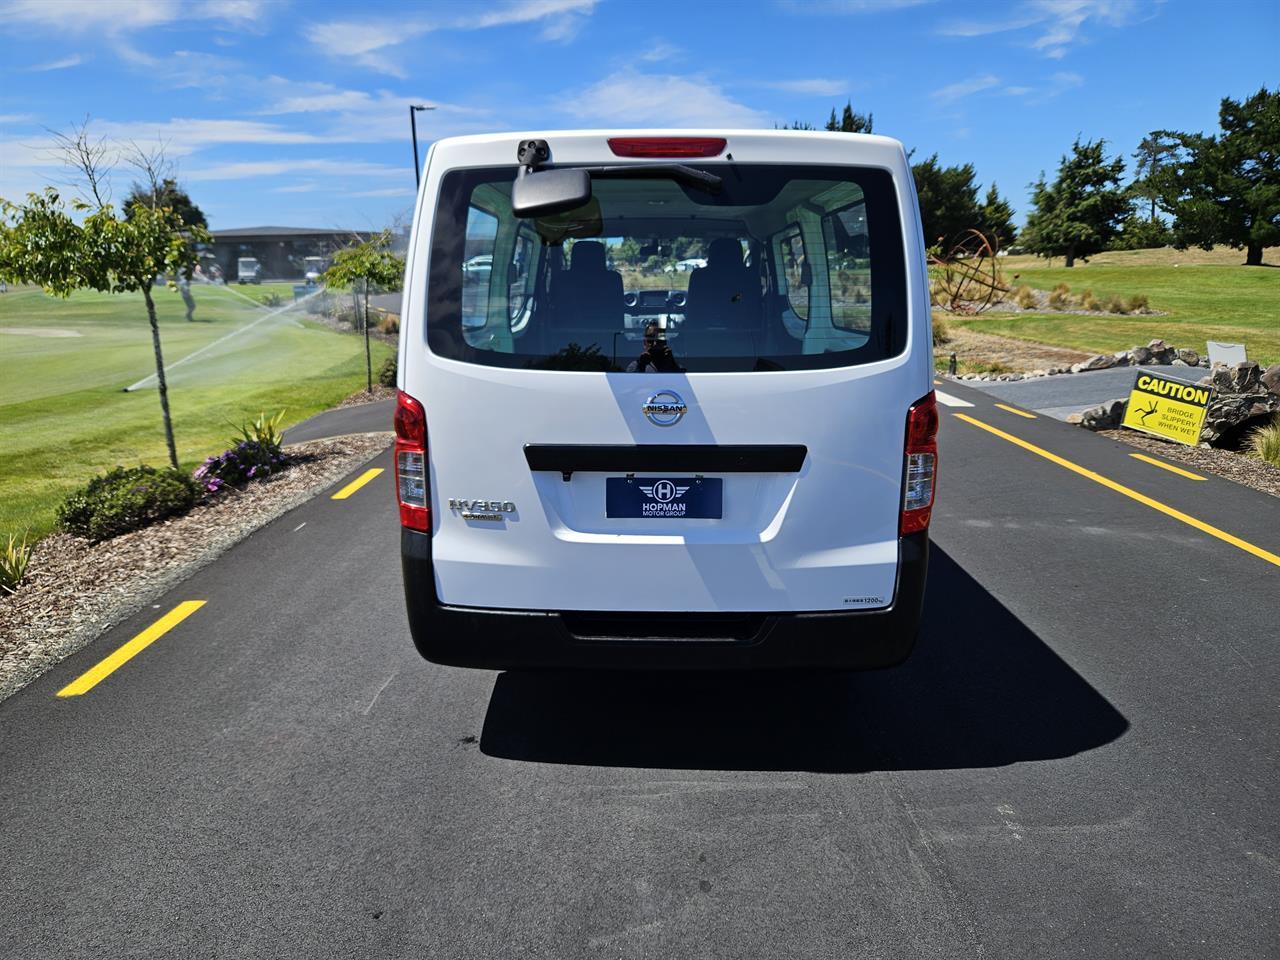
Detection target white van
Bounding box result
[396,131,936,669]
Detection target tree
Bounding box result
[910,154,982,249]
[1020,138,1130,267]
[125,177,206,229]
[824,101,873,134]
[322,232,405,393]
[1131,134,1178,223]
[978,182,1017,250]
[1149,86,1279,266]
[0,125,208,469]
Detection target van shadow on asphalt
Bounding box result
[479,546,1129,772]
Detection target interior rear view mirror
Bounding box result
[512,168,592,219]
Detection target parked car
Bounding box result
[236,257,262,284]
[395,130,935,669]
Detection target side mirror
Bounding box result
[512,168,592,219]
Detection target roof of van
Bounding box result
[425,129,908,167]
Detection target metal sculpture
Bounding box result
[928,229,1008,314]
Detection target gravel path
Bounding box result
[0,433,391,702]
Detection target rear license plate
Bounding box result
[606,477,723,519]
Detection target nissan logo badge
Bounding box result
[643,390,687,427]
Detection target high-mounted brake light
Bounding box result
[394,390,429,532]
[608,137,727,159]
[901,391,939,536]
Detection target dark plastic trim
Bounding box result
[400,529,927,671]
[524,443,808,479]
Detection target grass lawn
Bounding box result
[0,284,393,539]
[944,246,1279,367]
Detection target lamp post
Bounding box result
[409,104,436,187]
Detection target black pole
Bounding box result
[410,106,421,186]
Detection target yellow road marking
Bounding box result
[994,402,1037,419]
[57,601,206,697]
[331,467,384,500]
[1129,453,1206,481]
[955,414,1280,569]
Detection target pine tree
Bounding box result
[978,183,1017,250]
[1150,86,1279,266]
[1021,138,1130,267]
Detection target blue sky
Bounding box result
[2,0,1276,231]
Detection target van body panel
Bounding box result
[399,130,933,662]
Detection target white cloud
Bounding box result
[0,113,35,124]
[932,73,1001,105]
[639,42,681,63]
[93,118,326,156]
[562,69,770,128]
[350,186,417,198]
[767,78,848,96]
[782,0,936,12]
[0,0,263,33]
[939,0,1149,58]
[27,53,85,71]
[185,158,408,182]
[1003,70,1085,102]
[304,0,597,75]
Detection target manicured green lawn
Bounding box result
[945,248,1279,367]
[0,284,392,539]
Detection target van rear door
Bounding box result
[400,132,931,614]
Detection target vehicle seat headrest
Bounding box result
[570,241,606,273]
[707,238,744,269]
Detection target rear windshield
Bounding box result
[425,163,906,372]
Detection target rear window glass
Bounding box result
[426,164,906,372]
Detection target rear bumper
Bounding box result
[401,530,928,671]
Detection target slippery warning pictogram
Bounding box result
[1121,372,1212,446]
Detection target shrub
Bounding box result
[1014,285,1038,309]
[1,531,32,595]
[194,440,290,493]
[58,466,199,541]
[1047,285,1072,310]
[233,410,285,449]
[1247,417,1280,467]
[377,313,400,336]
[931,316,950,346]
[261,292,285,307]
[1106,295,1128,314]
[1126,294,1149,313]
[1079,289,1100,311]
[379,354,398,387]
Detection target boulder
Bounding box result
[1211,365,1235,392]
[1172,359,1188,366]
[1130,345,1153,365]
[1076,398,1127,431]
[1146,339,1176,364]
[1201,391,1280,445]
[1176,348,1200,366]
[1072,354,1117,373]
[1229,360,1262,393]
[1113,350,1132,366]
[1261,363,1280,397]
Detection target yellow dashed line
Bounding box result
[57,601,206,697]
[331,467,384,500]
[955,414,1280,569]
[993,403,1037,419]
[1129,453,1206,481]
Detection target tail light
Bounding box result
[394,390,429,532]
[901,391,938,535]
[608,137,726,158]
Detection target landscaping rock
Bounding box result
[1211,365,1236,391]
[1229,360,1262,393]
[1131,345,1153,365]
[1176,348,1200,366]
[1202,391,1280,444]
[1172,359,1188,366]
[1114,350,1132,365]
[1262,363,1280,397]
[1076,398,1128,431]
[1146,339,1176,364]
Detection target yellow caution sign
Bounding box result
[1122,372,1212,445]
